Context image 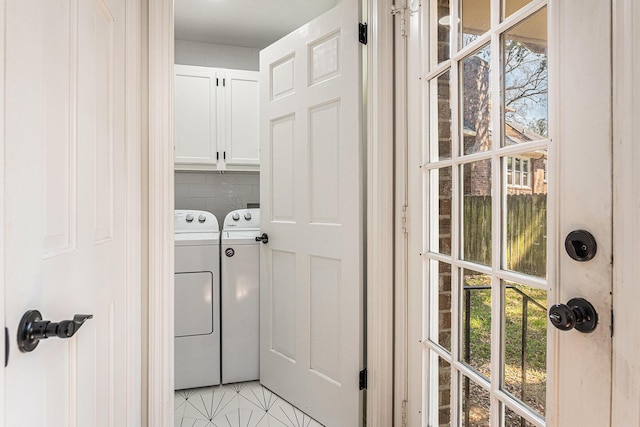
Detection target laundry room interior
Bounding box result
[173,1,343,426]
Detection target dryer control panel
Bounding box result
[223,208,261,230]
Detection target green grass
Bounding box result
[462,273,547,415]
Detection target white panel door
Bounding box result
[4,0,133,425]
[223,70,260,168]
[259,2,363,426]
[408,0,612,426]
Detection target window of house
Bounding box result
[506,156,531,187]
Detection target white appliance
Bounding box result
[221,208,261,384]
[174,209,220,389]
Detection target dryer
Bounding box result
[221,208,261,384]
[174,210,220,389]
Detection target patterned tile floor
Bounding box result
[175,381,324,427]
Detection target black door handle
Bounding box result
[548,298,598,333]
[255,233,269,244]
[17,310,93,353]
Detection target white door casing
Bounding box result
[406,0,612,426]
[3,0,138,425]
[259,2,364,426]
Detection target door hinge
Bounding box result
[401,399,408,427]
[391,4,408,37]
[401,204,408,234]
[359,23,368,45]
[4,327,9,367]
[359,368,367,390]
[611,308,614,337]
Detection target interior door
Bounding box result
[3,0,132,425]
[259,2,363,426]
[407,0,612,426]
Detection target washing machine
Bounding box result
[174,209,220,390]
[221,208,261,384]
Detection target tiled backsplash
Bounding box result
[175,172,260,225]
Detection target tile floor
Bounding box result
[175,381,324,427]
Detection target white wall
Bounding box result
[174,39,260,71]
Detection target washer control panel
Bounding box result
[223,209,260,230]
[175,210,219,233]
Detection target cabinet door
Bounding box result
[223,70,260,169]
[175,65,219,169]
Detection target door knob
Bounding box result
[548,298,598,333]
[255,233,269,244]
[17,310,93,353]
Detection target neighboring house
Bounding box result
[504,122,547,196]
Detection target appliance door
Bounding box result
[221,240,260,383]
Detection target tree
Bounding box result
[504,39,548,138]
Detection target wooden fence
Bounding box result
[463,194,547,277]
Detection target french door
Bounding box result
[408,0,612,426]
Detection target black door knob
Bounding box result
[17,310,93,353]
[548,298,598,333]
[255,233,269,244]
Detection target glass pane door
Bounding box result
[423,0,549,425]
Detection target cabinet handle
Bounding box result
[216,152,219,161]
[223,151,226,160]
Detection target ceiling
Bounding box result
[174,0,340,49]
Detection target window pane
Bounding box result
[430,261,453,351]
[434,0,452,66]
[460,269,492,379]
[462,160,492,265]
[460,374,490,426]
[430,167,452,255]
[431,71,453,160]
[504,152,547,277]
[503,282,547,418]
[504,406,538,427]
[503,8,548,145]
[429,352,452,426]
[462,45,492,155]
[503,0,534,20]
[461,0,490,48]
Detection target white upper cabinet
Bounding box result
[174,65,259,171]
[224,70,260,167]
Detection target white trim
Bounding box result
[125,0,143,424]
[612,0,640,425]
[0,0,6,422]
[147,0,175,425]
[393,1,411,427]
[366,0,395,425]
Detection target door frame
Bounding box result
[612,1,640,425]
[146,0,395,425]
